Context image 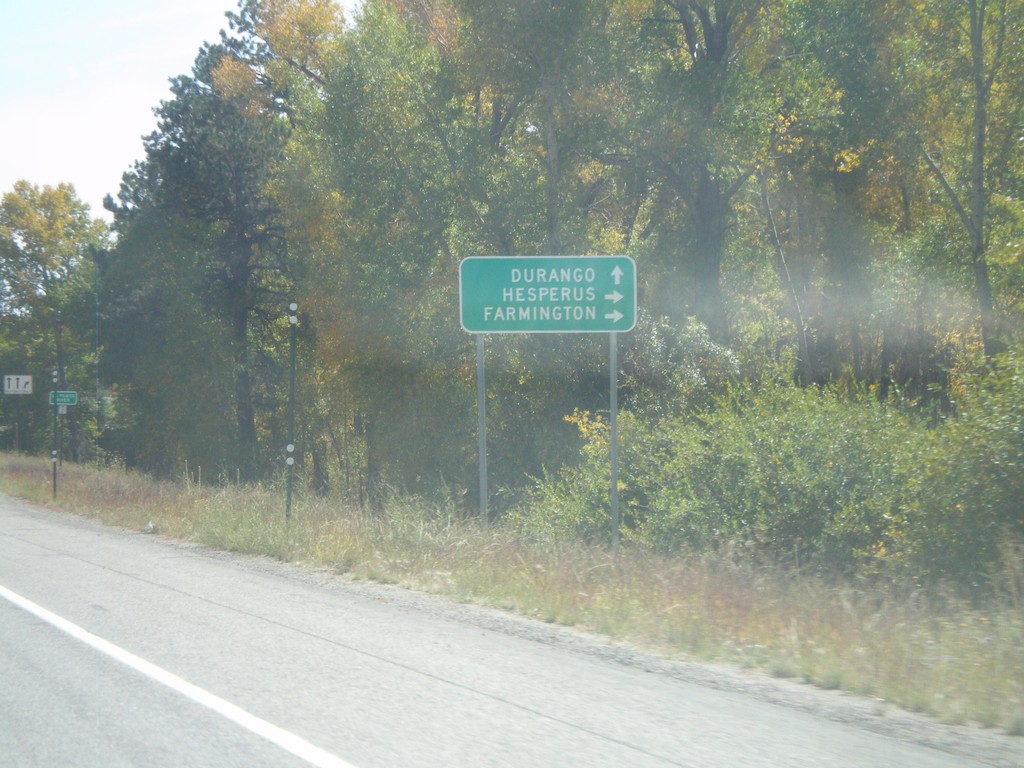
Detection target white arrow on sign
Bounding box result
[611,265,624,285]
[604,291,624,304]
[605,310,624,323]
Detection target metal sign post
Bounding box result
[476,334,488,526]
[51,372,58,499]
[610,333,620,551]
[286,303,298,521]
[46,390,78,490]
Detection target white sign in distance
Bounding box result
[3,375,33,395]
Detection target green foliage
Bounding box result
[0,181,109,458]
[621,314,740,421]
[647,385,911,572]
[521,347,1024,593]
[898,352,1024,590]
[520,380,914,575]
[294,2,478,495]
[104,42,292,480]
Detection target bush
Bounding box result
[517,382,917,575]
[642,384,913,573]
[621,315,739,422]
[518,353,1024,593]
[897,352,1024,592]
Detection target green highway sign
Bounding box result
[49,391,78,406]
[460,256,636,333]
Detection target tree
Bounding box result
[108,43,292,479]
[238,0,624,499]
[915,0,1023,358]
[448,0,608,254]
[0,181,108,458]
[621,0,772,339]
[756,0,911,388]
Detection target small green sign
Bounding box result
[49,391,78,406]
[460,256,636,333]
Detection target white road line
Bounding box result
[0,583,358,768]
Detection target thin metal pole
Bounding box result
[95,249,102,459]
[476,334,488,526]
[51,371,58,499]
[286,303,297,520]
[610,332,620,551]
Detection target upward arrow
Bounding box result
[611,265,624,285]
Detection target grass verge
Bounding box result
[2,453,1022,735]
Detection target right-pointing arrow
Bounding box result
[605,290,624,304]
[605,310,624,323]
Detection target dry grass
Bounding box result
[2,453,1022,735]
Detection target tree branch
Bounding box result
[921,147,977,243]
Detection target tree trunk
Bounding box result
[924,0,1004,358]
[691,167,729,340]
[541,56,563,254]
[312,441,330,497]
[969,0,999,357]
[232,301,257,481]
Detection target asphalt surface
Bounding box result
[1,493,1020,768]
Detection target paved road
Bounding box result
[0,494,1019,767]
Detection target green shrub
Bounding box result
[621,315,739,422]
[516,353,1024,593]
[897,352,1024,592]
[517,381,920,576]
[644,384,914,573]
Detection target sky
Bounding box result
[0,1,357,222]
